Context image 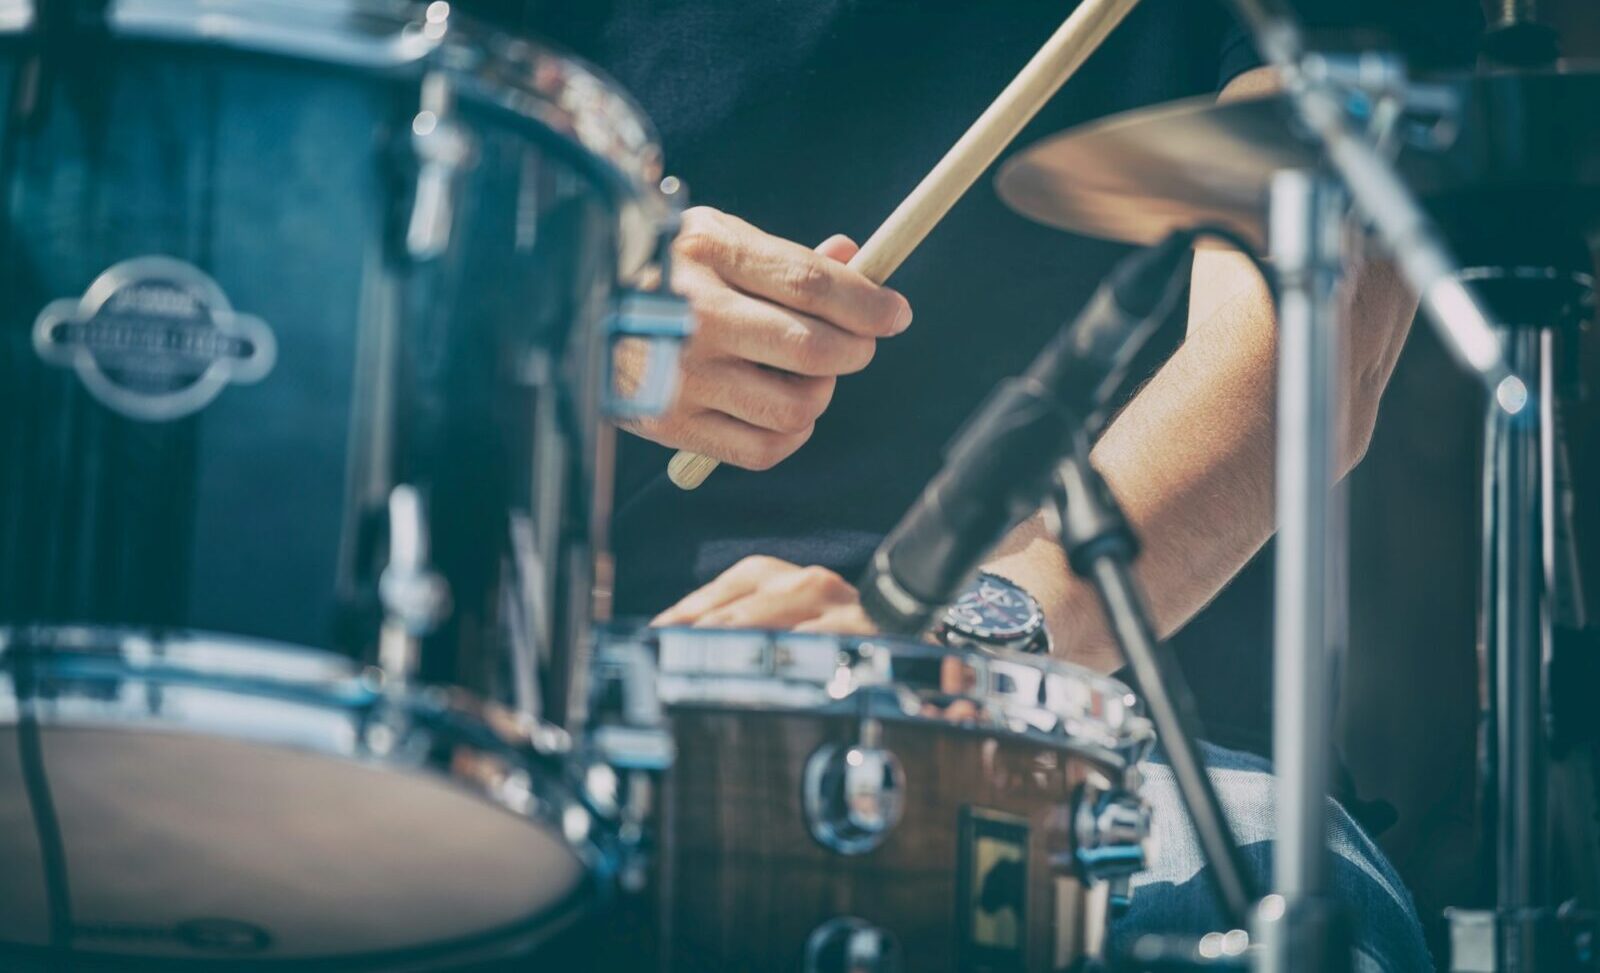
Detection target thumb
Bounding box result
[815,233,860,264]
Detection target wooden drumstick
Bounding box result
[667,0,1144,490]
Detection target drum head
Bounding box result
[0,636,595,969]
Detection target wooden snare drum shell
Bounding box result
[642,706,1119,973]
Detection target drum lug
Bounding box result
[803,917,903,973]
[605,213,695,419]
[605,287,694,419]
[406,72,477,261]
[377,485,452,683]
[802,719,906,855]
[1068,782,1152,886]
[588,639,676,771]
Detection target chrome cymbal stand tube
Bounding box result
[1251,168,1352,973]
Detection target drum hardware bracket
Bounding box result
[803,916,903,973]
[378,485,452,684]
[606,213,695,420]
[586,638,675,772]
[407,71,478,261]
[802,716,907,855]
[1068,782,1152,889]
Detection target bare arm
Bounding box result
[985,67,1414,672]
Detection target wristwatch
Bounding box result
[935,571,1050,655]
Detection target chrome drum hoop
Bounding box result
[0,624,586,843]
[0,624,608,965]
[0,0,671,276]
[594,627,1155,770]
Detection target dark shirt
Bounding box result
[473,0,1481,756]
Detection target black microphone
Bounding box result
[859,230,1195,636]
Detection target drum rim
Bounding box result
[609,626,1156,768]
[0,0,671,246]
[0,625,603,889]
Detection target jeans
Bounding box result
[1111,743,1433,972]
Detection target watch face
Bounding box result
[944,573,1042,643]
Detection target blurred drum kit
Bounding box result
[0,1,1594,972]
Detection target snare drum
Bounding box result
[586,629,1156,973]
[0,1,687,966]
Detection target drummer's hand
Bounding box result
[651,555,878,634]
[616,206,913,471]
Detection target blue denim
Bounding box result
[1112,743,1433,972]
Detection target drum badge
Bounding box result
[958,806,1030,971]
[33,256,276,421]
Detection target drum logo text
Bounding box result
[33,256,277,421]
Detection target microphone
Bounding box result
[859,230,1195,636]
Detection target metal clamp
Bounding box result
[588,640,675,772]
[377,485,451,682]
[1071,783,1152,884]
[803,719,905,856]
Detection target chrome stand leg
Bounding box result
[1447,261,1595,971]
[1488,326,1556,972]
[1254,169,1351,973]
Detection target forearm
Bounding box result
[985,277,1278,672]
[987,249,1410,672]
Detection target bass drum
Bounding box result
[0,0,686,967]
[584,628,1157,973]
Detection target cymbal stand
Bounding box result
[1224,2,1536,970]
[1241,167,1351,973]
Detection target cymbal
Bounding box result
[996,66,1600,250]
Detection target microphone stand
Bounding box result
[1051,429,1259,940]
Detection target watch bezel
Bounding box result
[941,572,1045,645]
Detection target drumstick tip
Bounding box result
[668,451,718,489]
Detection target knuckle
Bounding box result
[760,379,832,434]
[842,336,876,373]
[679,205,721,231]
[765,399,810,435]
[783,327,839,375]
[683,289,733,345]
[798,565,846,593]
[673,229,723,266]
[781,260,832,305]
[795,377,835,423]
[730,554,782,578]
[747,433,799,471]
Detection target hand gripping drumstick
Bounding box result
[666,0,1145,490]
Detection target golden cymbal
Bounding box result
[997,66,1600,249]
